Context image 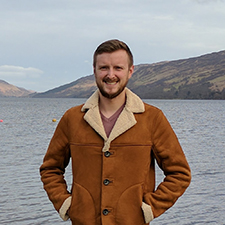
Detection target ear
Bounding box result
[128,65,134,79]
[93,66,96,75]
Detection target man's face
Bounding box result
[94,49,134,99]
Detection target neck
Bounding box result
[99,90,126,118]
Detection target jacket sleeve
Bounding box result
[40,112,71,218]
[144,110,191,219]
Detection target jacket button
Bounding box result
[104,151,111,157]
[103,179,110,186]
[102,209,109,216]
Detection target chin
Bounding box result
[101,88,125,99]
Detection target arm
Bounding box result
[40,113,72,220]
[143,110,191,221]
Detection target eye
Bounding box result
[115,66,123,70]
[99,66,108,70]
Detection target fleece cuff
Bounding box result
[141,202,154,224]
[59,196,72,221]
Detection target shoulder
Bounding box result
[63,104,85,118]
[143,102,162,115]
[134,102,164,124]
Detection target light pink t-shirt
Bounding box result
[100,104,125,137]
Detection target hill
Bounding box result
[33,50,225,99]
[33,74,96,98]
[0,80,35,97]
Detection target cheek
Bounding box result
[119,72,130,80]
[96,71,107,79]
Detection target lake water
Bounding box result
[0,97,224,225]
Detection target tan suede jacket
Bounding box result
[40,88,191,225]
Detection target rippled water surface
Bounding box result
[0,98,224,225]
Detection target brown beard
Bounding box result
[96,78,128,99]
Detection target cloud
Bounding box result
[193,0,225,3]
[1,0,225,92]
[0,65,43,79]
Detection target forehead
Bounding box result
[95,49,129,65]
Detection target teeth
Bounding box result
[106,81,117,85]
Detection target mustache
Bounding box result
[103,77,119,83]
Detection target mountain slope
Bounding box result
[34,74,96,98]
[0,80,34,97]
[128,50,225,99]
[33,50,225,99]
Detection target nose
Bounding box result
[107,68,115,78]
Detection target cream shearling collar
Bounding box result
[81,88,145,152]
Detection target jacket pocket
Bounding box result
[115,184,146,225]
[69,182,96,225]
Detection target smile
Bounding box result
[103,77,119,85]
[105,81,117,85]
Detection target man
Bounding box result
[40,39,191,225]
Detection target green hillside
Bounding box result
[33,50,225,99]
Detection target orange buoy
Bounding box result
[52,118,57,122]
[0,119,3,122]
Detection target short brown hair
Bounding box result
[93,39,133,68]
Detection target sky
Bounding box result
[0,0,225,92]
